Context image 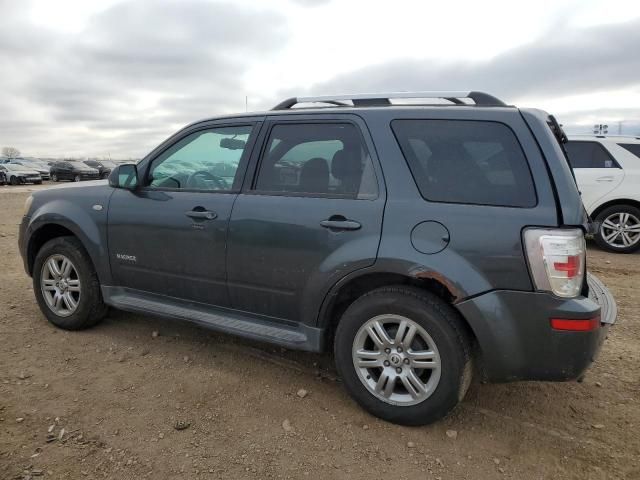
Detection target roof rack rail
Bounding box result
[272,91,507,110]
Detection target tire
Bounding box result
[32,236,108,330]
[334,286,472,426]
[35,180,42,185]
[74,175,81,182]
[594,204,640,253]
[10,176,18,185]
[51,173,58,182]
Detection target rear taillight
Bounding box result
[523,228,586,298]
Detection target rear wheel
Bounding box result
[51,173,58,182]
[334,286,472,426]
[594,205,640,253]
[10,176,18,185]
[74,174,81,182]
[33,236,107,330]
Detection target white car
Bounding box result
[565,135,640,253]
[0,164,43,186]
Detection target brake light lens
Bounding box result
[524,228,586,298]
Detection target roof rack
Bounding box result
[272,91,507,110]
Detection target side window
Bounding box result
[392,119,536,207]
[254,123,378,199]
[565,141,618,168]
[148,125,253,191]
[618,143,640,159]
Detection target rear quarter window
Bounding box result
[618,143,640,159]
[391,119,537,207]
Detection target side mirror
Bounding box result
[108,163,139,190]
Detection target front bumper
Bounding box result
[20,175,42,183]
[77,173,100,180]
[18,215,29,275]
[456,273,616,382]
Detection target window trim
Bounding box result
[565,140,621,169]
[390,118,539,209]
[140,123,259,194]
[247,120,380,200]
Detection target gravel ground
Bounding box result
[1,189,639,479]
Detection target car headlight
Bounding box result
[23,195,34,216]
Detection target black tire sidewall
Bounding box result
[334,287,469,426]
[595,205,640,253]
[33,237,105,330]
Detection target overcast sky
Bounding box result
[1,0,640,158]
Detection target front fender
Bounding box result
[25,197,112,284]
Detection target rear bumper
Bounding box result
[456,273,616,382]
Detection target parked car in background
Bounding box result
[565,135,640,253]
[9,158,51,180]
[0,164,42,185]
[19,91,616,426]
[49,161,100,182]
[84,160,117,179]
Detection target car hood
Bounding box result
[6,168,40,175]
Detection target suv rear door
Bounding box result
[565,140,625,211]
[226,114,385,324]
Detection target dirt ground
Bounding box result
[1,187,639,480]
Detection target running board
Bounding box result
[101,286,323,351]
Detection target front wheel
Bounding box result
[594,205,640,253]
[334,286,472,426]
[51,173,58,182]
[10,176,18,185]
[74,175,81,182]
[33,236,107,330]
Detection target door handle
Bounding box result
[596,176,614,182]
[185,210,217,220]
[320,216,361,231]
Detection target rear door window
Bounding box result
[391,119,536,207]
[565,141,619,168]
[254,123,378,199]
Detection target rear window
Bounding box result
[618,143,640,159]
[391,119,536,207]
[565,141,618,168]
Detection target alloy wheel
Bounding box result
[40,254,81,317]
[352,314,441,406]
[600,212,640,249]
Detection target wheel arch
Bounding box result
[318,270,477,352]
[591,198,640,220]
[25,218,110,285]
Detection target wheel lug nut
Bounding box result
[384,348,391,354]
[396,367,402,374]
[404,358,410,364]
[397,347,403,353]
[384,360,390,366]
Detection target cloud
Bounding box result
[0,0,289,157]
[1,1,639,158]
[292,18,640,106]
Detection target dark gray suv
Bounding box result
[18,92,616,425]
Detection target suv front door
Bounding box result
[226,115,385,324]
[107,121,260,306]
